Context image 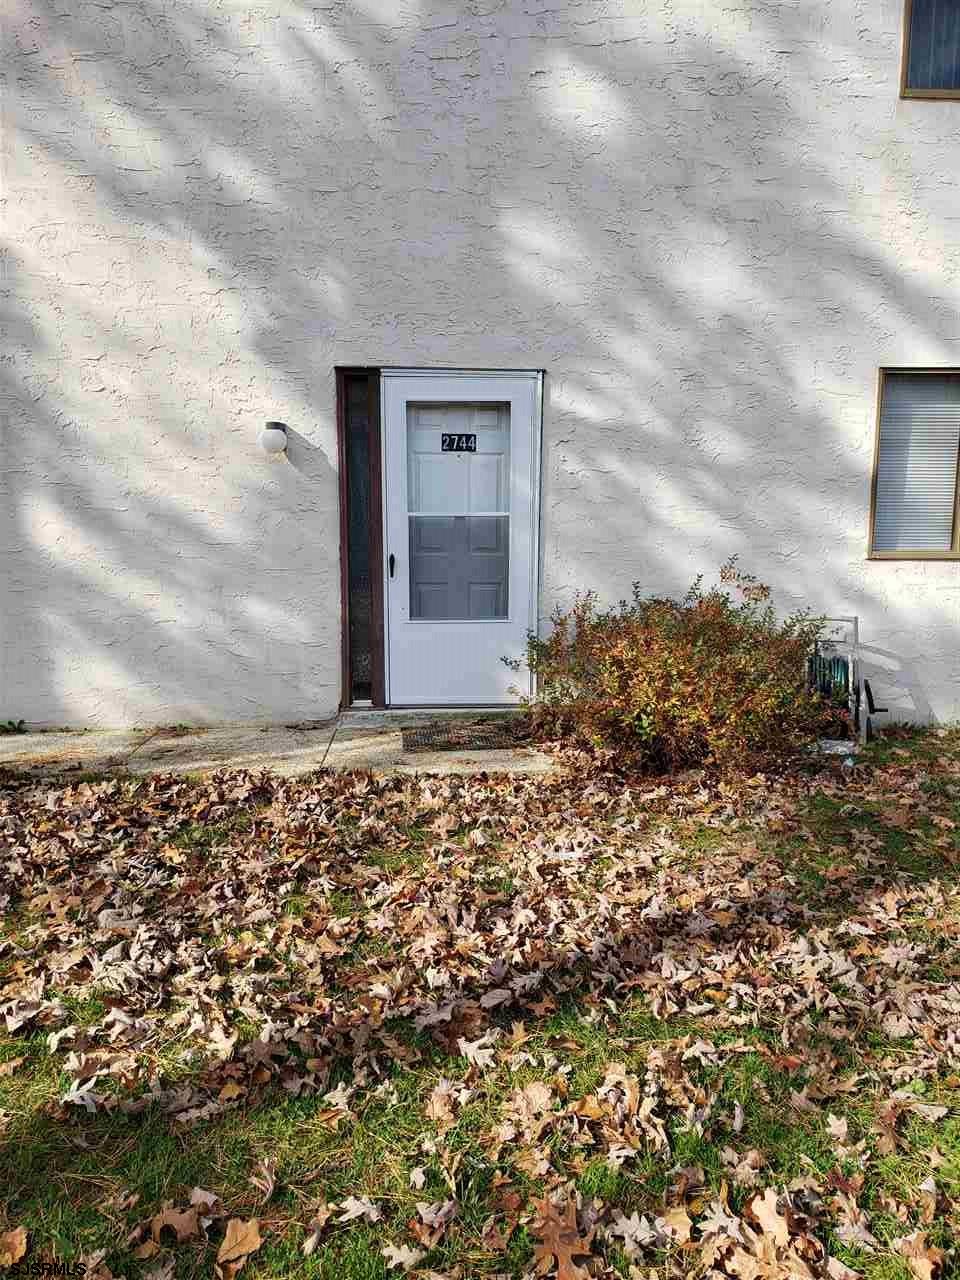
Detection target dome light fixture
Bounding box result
[259,421,288,455]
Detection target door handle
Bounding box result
[389,553,395,579]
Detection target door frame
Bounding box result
[336,367,544,708]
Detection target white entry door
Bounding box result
[382,370,542,705]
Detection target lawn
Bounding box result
[0,729,958,1280]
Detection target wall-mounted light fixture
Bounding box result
[259,421,288,455]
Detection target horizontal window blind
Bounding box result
[873,371,960,553]
[906,0,960,91]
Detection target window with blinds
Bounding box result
[902,0,960,96]
[871,370,960,556]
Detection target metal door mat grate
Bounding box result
[402,718,519,753]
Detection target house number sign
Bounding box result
[441,433,477,452]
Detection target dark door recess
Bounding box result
[336,368,384,706]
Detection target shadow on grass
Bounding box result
[0,730,957,1273]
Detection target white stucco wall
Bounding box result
[2,0,958,727]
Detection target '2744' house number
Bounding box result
[441,433,477,452]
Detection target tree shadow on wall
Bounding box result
[2,0,954,722]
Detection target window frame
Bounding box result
[901,0,960,100]
[868,367,960,560]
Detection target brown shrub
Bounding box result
[513,561,831,772]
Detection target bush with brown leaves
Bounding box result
[516,560,830,772]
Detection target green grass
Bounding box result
[1,729,958,1278]
[171,810,259,853]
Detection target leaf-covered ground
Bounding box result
[1,729,958,1280]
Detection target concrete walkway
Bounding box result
[0,711,555,779]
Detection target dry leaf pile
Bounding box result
[0,739,958,1275]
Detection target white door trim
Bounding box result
[379,368,543,706]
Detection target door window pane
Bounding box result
[408,515,509,619]
[406,404,510,619]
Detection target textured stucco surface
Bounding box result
[2,0,959,726]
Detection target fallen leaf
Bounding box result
[410,1199,458,1247]
[80,1248,114,1280]
[531,1194,595,1280]
[606,1209,660,1258]
[336,1197,382,1225]
[0,1227,27,1268]
[249,1156,276,1202]
[382,1242,425,1271]
[826,1260,861,1280]
[457,1031,500,1070]
[301,1204,333,1257]
[917,1176,938,1225]
[659,1205,693,1244]
[893,1231,945,1280]
[747,1187,789,1248]
[827,1113,849,1142]
[216,1218,262,1279]
[150,1206,199,1244]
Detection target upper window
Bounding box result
[902,0,960,97]
[871,370,960,558]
